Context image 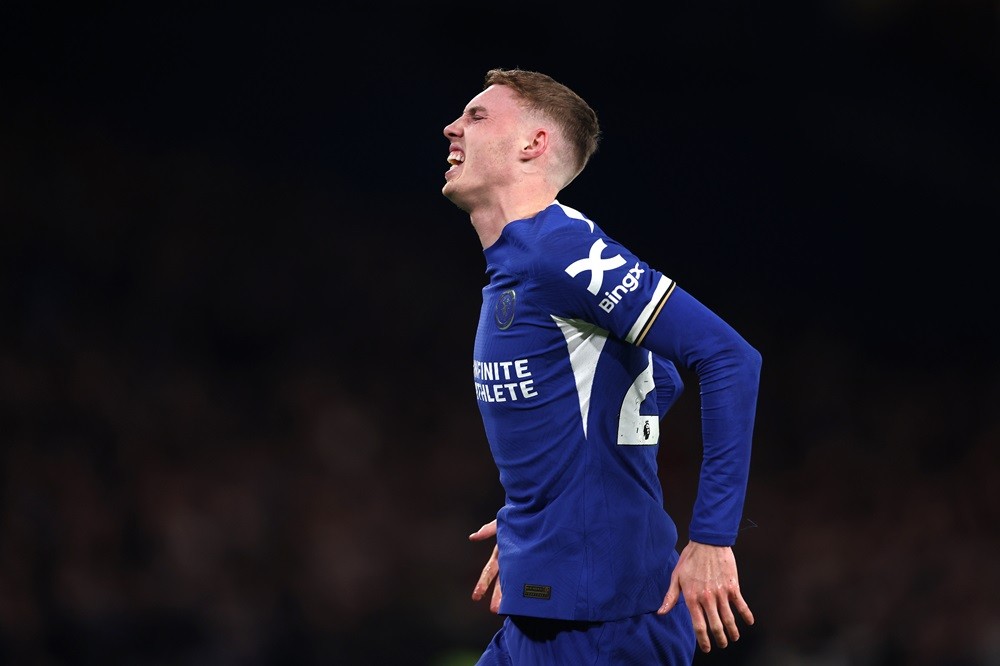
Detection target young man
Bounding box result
[442,68,762,664]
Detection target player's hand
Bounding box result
[657,540,754,653]
[469,519,502,613]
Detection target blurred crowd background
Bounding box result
[2,2,998,665]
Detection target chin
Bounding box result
[442,182,466,208]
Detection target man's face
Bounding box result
[442,84,526,211]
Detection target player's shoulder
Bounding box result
[538,200,597,232]
[497,201,614,276]
[509,201,596,260]
[521,200,606,245]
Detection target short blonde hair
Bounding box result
[484,68,601,181]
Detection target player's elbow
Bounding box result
[735,338,762,385]
[746,341,762,374]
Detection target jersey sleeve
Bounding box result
[536,222,676,343]
[640,286,762,545]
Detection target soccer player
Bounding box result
[442,68,762,665]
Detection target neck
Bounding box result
[468,190,559,249]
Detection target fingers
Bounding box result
[489,573,503,613]
[685,595,713,653]
[708,598,731,650]
[469,520,502,611]
[734,590,755,626]
[686,595,729,653]
[470,565,491,601]
[468,519,498,542]
[671,542,753,652]
[718,597,740,646]
[472,545,500,600]
[657,573,681,615]
[686,590,753,653]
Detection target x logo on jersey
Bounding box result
[564,239,627,295]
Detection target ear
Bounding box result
[521,128,549,160]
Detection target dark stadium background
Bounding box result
[2,2,997,664]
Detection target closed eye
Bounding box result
[466,105,487,122]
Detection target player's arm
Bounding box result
[636,285,761,541]
[637,285,761,652]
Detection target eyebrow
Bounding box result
[465,105,486,117]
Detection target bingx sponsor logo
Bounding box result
[565,239,644,313]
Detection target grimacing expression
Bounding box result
[442,85,528,208]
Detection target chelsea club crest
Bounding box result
[494,290,516,330]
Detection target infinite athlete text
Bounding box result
[474,358,538,403]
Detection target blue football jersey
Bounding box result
[474,201,686,621]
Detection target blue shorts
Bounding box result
[475,602,695,666]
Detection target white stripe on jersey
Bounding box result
[552,315,607,439]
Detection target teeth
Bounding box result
[448,151,464,166]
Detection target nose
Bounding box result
[443,117,462,138]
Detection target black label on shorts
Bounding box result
[523,584,552,600]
